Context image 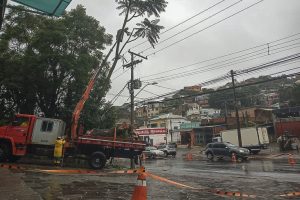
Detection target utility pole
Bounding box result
[123,51,147,127]
[230,70,242,147]
[123,51,147,169]
[224,100,228,128]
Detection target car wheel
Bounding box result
[242,157,248,161]
[251,151,259,155]
[89,152,106,169]
[207,152,214,160]
[164,151,168,157]
[217,157,224,160]
[151,154,156,159]
[237,156,243,162]
[172,153,176,158]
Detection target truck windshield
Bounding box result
[12,117,29,127]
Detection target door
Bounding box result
[213,143,228,156]
[6,116,30,145]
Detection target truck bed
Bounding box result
[76,135,146,150]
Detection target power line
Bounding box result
[151,84,178,91]
[140,34,300,79]
[136,55,300,103]
[129,0,228,50]
[236,53,300,76]
[143,42,300,83]
[146,0,264,57]
[112,33,300,83]
[136,72,300,105]
[139,0,243,53]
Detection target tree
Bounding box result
[102,0,168,81]
[0,6,114,129]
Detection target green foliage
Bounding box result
[106,0,168,80]
[0,5,115,130]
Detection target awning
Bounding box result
[12,0,72,17]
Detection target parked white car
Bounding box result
[143,146,164,159]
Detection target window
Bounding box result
[41,121,54,132]
[213,143,226,148]
[12,117,29,127]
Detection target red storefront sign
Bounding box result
[135,128,167,135]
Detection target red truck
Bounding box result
[0,114,145,169]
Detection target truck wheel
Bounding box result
[134,155,139,165]
[89,152,106,169]
[207,152,214,160]
[0,144,9,162]
[252,151,259,155]
[8,156,21,163]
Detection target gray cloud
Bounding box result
[68,0,300,105]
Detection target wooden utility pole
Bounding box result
[124,51,147,127]
[123,51,147,169]
[230,70,242,147]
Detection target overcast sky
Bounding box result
[67,0,300,106]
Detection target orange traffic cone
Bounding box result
[131,172,147,200]
[288,154,296,166]
[231,153,237,163]
[141,153,146,161]
[186,153,193,161]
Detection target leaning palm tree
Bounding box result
[105,0,168,80]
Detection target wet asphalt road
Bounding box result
[0,148,299,200]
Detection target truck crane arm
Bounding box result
[70,43,116,140]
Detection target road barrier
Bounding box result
[213,189,256,198]
[279,192,300,197]
[0,164,24,170]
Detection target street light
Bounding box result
[134,82,158,98]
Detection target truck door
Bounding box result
[6,116,30,145]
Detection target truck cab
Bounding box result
[0,114,65,162]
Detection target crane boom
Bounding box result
[70,42,116,140]
[71,71,98,140]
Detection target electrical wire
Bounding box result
[146,0,264,57]
[139,0,243,53]
[140,34,300,79]
[129,0,228,50]
[135,71,300,105]
[112,33,300,83]
[143,42,300,82]
[135,55,300,104]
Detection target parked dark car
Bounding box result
[168,142,177,148]
[157,144,177,157]
[204,142,250,161]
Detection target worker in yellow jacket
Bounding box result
[54,137,65,165]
